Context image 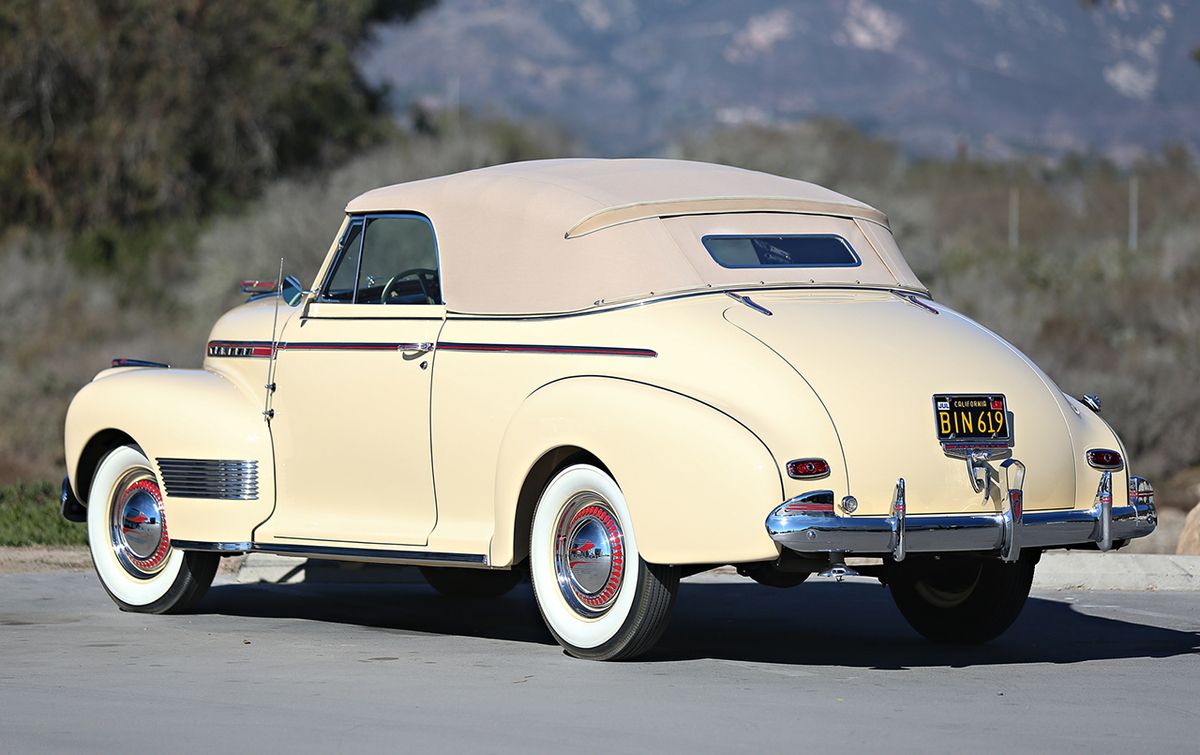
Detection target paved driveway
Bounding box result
[1,571,1196,753]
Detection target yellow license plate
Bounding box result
[934,394,1010,443]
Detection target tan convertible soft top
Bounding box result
[346,159,923,315]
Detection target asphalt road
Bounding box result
[1,571,1197,753]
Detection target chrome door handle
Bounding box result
[400,342,434,354]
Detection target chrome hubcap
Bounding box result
[554,493,625,617]
[109,470,170,579]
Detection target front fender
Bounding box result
[64,366,274,543]
[492,376,784,566]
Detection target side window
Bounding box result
[320,221,363,302]
[356,216,441,305]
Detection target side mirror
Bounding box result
[279,275,309,306]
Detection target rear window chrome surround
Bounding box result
[701,233,862,270]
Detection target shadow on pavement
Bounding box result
[198,579,1200,667]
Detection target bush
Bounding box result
[0,0,432,233]
[0,482,87,547]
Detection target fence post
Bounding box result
[1128,174,1139,251]
[1008,187,1019,250]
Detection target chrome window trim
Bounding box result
[318,218,365,303]
[318,212,445,307]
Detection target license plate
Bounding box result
[933,394,1010,443]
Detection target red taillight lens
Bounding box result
[1086,449,1123,470]
[787,458,831,479]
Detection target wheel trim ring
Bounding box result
[108,469,171,579]
[553,492,625,617]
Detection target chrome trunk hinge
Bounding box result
[725,291,773,316]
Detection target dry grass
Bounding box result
[1,117,1196,521]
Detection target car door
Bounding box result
[260,213,444,547]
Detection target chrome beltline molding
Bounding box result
[207,340,658,359]
[443,283,932,322]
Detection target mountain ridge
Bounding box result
[362,0,1200,160]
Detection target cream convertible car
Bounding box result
[62,160,1156,660]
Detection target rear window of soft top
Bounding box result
[702,234,861,268]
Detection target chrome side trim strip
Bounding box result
[255,543,488,566]
[171,540,252,553]
[207,340,658,359]
[437,342,657,358]
[156,458,259,500]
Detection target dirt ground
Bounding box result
[0,546,91,573]
[0,547,245,575]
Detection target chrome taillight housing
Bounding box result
[787,458,831,480]
[1086,448,1123,470]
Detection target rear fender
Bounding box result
[492,376,783,567]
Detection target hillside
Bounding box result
[363,0,1200,159]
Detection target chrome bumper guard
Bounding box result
[766,472,1156,562]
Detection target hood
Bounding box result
[724,290,1078,515]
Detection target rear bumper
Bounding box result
[766,474,1156,560]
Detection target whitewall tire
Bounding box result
[87,445,218,613]
[529,464,679,660]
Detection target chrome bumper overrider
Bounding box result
[766,472,1156,562]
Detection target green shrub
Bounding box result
[0,481,88,547]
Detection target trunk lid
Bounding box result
[725,289,1077,515]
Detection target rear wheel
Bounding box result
[887,553,1036,643]
[419,566,523,598]
[529,464,679,661]
[87,445,218,614]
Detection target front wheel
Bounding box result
[887,553,1037,643]
[529,464,679,661]
[87,445,218,614]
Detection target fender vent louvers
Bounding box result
[155,458,259,500]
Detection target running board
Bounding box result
[170,540,488,567]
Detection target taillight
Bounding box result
[1086,449,1123,470]
[787,458,831,479]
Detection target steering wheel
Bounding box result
[381,268,438,304]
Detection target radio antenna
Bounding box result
[263,257,284,422]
